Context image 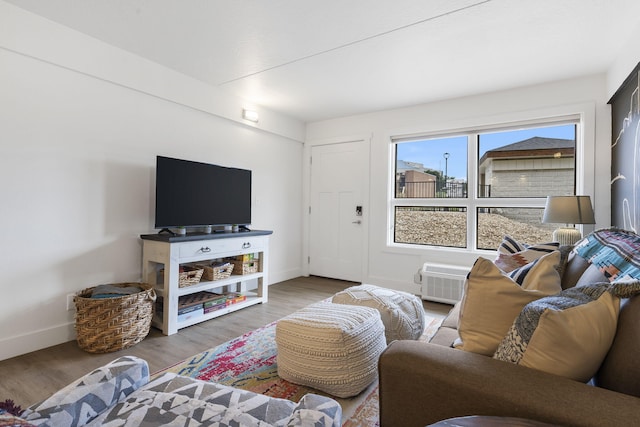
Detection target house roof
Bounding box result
[487,137,574,153]
[396,159,424,172]
[479,136,575,165]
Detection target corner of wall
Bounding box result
[606,24,640,100]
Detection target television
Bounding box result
[154,156,251,230]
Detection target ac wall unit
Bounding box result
[415,263,468,304]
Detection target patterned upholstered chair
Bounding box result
[20,355,342,427]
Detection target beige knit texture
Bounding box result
[275,302,386,398]
[332,284,425,342]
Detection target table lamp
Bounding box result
[542,195,595,245]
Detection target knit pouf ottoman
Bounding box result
[332,284,425,342]
[275,302,386,398]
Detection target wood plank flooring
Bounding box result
[0,276,451,408]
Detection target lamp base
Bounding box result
[553,227,582,245]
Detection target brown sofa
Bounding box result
[379,248,640,427]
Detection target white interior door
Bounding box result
[309,140,365,282]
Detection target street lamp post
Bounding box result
[443,152,450,190]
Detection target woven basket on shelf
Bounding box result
[178,267,204,288]
[199,263,234,281]
[74,282,156,354]
[233,261,258,275]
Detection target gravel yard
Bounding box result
[395,210,554,249]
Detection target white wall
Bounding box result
[0,3,305,361]
[306,75,612,295]
[607,22,640,100]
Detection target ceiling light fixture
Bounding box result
[242,109,259,123]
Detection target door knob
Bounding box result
[352,220,362,224]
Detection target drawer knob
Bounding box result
[242,242,251,249]
[200,246,211,253]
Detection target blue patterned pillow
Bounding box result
[574,228,640,281]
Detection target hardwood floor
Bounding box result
[0,276,451,408]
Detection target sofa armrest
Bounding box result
[287,393,342,427]
[379,341,640,427]
[21,356,149,427]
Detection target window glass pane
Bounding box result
[395,136,468,198]
[476,207,554,250]
[478,124,576,198]
[395,206,467,248]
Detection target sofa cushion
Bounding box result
[429,301,461,346]
[441,300,460,330]
[454,253,562,356]
[493,284,619,382]
[494,236,559,272]
[429,323,460,347]
[575,264,609,288]
[561,251,590,289]
[594,295,640,397]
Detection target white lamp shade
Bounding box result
[542,196,595,225]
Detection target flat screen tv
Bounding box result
[154,156,251,230]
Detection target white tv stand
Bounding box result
[140,230,272,335]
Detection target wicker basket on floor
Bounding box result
[74,283,156,353]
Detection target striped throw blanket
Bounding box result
[574,228,640,281]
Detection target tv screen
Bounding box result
[154,156,251,229]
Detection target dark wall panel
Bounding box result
[610,63,640,231]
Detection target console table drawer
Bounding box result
[178,236,266,259]
[179,241,229,258]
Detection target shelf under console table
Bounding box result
[140,230,272,335]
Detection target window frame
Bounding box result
[388,114,585,253]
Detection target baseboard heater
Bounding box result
[415,263,468,304]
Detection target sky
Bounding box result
[396,124,576,179]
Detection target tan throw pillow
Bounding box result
[455,252,562,356]
[494,284,620,382]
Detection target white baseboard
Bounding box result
[269,267,303,286]
[1,268,304,362]
[0,322,76,362]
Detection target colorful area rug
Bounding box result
[154,314,441,426]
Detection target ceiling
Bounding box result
[6,0,640,122]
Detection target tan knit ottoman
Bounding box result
[332,284,425,342]
[275,301,386,398]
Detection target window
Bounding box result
[394,206,467,248]
[392,121,577,250]
[395,135,468,199]
[478,127,576,198]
